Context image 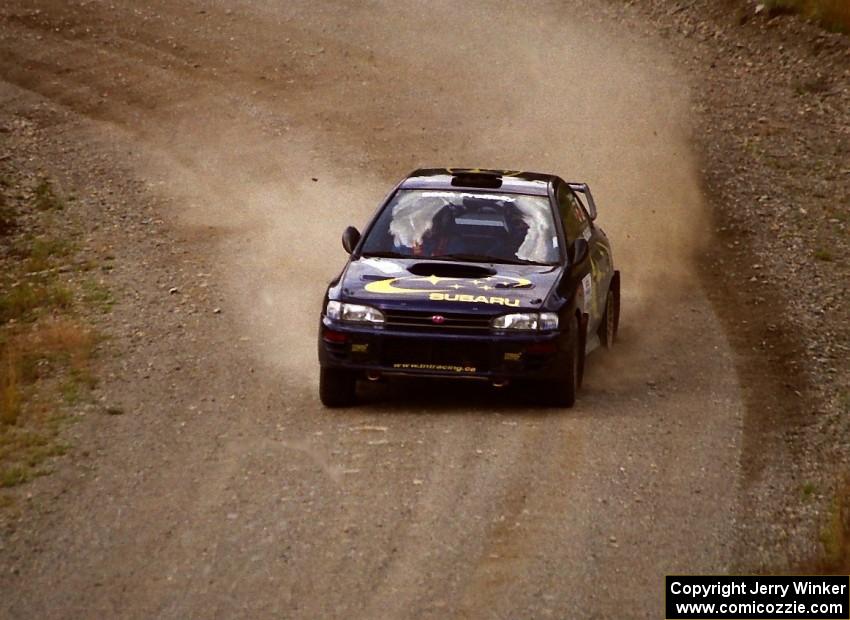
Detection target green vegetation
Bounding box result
[0,191,14,236]
[61,367,98,405]
[0,281,74,324]
[32,178,64,211]
[81,279,114,313]
[764,0,850,32]
[840,390,850,414]
[802,481,817,499]
[25,236,74,273]
[814,248,834,262]
[817,480,850,572]
[0,429,68,488]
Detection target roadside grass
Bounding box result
[0,346,21,425]
[0,429,68,488]
[764,0,850,32]
[801,481,817,499]
[0,174,105,492]
[0,280,74,324]
[0,320,97,487]
[81,279,114,313]
[814,478,850,573]
[0,192,15,236]
[25,236,74,273]
[33,178,64,212]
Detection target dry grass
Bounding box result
[0,319,96,426]
[0,347,21,425]
[766,0,850,31]
[0,320,94,487]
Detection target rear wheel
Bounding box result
[319,367,356,407]
[543,315,580,407]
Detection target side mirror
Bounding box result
[568,238,590,278]
[341,226,361,254]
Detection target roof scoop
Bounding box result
[407,262,496,278]
[450,171,503,189]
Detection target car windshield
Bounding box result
[360,189,560,265]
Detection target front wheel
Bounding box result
[542,315,580,407]
[319,367,357,407]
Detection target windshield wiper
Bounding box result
[360,250,411,259]
[429,253,549,266]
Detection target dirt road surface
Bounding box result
[1,1,745,617]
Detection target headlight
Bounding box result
[325,301,385,324]
[491,312,559,331]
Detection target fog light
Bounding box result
[525,341,557,355]
[323,329,349,344]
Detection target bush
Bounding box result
[766,0,850,32]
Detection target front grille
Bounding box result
[381,337,491,372]
[383,310,492,333]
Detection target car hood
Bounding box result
[339,257,561,314]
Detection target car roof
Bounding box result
[399,168,559,196]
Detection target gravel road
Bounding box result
[0,1,750,617]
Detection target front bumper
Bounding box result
[318,317,568,381]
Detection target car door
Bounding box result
[556,182,611,334]
[556,182,595,324]
[572,185,615,333]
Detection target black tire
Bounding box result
[319,367,357,407]
[543,315,580,407]
[599,278,620,349]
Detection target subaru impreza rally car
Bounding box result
[318,168,620,407]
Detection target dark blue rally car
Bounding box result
[318,168,620,407]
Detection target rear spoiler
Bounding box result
[567,182,597,221]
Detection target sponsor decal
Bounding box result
[429,292,520,307]
[581,274,592,312]
[363,274,530,306]
[392,363,476,373]
[589,254,604,318]
[360,257,404,274]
